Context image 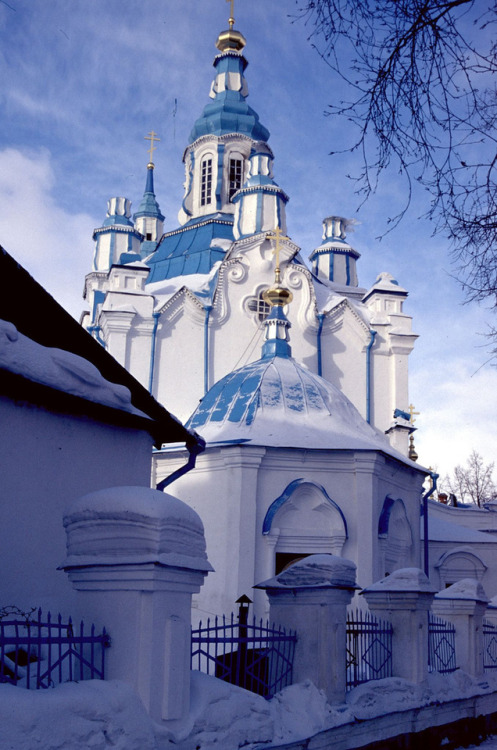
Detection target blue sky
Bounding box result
[1,0,496,482]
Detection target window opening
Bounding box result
[247,292,271,322]
[201,158,213,206]
[229,158,243,201]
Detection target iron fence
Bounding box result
[483,619,497,672]
[191,613,297,699]
[346,608,393,689]
[428,612,457,673]
[0,609,110,688]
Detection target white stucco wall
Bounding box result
[0,394,153,617]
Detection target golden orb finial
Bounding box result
[216,0,246,52]
[262,228,293,308]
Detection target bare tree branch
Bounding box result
[294,0,497,305]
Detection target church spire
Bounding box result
[134,132,165,257]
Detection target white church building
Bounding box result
[80,12,497,617]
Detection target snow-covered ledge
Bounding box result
[361,568,437,684]
[60,486,213,729]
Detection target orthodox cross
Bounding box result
[144,131,160,165]
[408,403,420,424]
[226,0,235,29]
[269,226,289,284]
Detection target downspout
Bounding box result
[87,325,107,349]
[316,313,325,377]
[366,329,377,424]
[203,304,212,395]
[422,471,439,578]
[156,435,206,491]
[148,311,160,394]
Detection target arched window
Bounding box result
[263,479,348,574]
[378,497,413,576]
[229,157,243,201]
[201,157,213,206]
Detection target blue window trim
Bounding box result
[262,478,348,537]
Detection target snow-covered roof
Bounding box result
[0,319,147,418]
[422,516,497,543]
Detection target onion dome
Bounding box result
[309,217,360,287]
[188,24,269,144]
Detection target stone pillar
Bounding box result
[431,578,489,677]
[255,554,357,704]
[361,568,437,683]
[60,486,212,728]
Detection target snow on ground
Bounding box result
[0,680,156,750]
[2,671,497,750]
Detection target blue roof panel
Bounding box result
[146,218,234,283]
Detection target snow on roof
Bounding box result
[0,319,148,418]
[147,261,222,309]
[422,516,497,543]
[190,353,421,468]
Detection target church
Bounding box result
[79,8,496,619]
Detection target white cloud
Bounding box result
[0,148,94,319]
[412,355,497,478]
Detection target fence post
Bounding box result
[431,578,488,677]
[255,554,357,704]
[361,568,437,683]
[60,486,212,727]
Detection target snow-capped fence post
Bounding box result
[60,486,212,726]
[255,554,358,704]
[361,568,437,683]
[431,579,489,677]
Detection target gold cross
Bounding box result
[226,0,235,29]
[269,226,289,283]
[144,131,160,164]
[408,403,420,424]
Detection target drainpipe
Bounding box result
[156,435,206,491]
[316,313,325,377]
[87,325,107,349]
[422,471,438,578]
[203,304,213,395]
[366,329,377,424]
[148,311,160,394]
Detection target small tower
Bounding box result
[232,144,289,239]
[92,197,143,272]
[309,217,360,287]
[134,132,165,259]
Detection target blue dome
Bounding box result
[189,51,269,144]
[188,332,393,453]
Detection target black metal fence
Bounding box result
[346,609,393,689]
[428,613,457,673]
[483,619,497,672]
[191,613,297,699]
[0,609,110,689]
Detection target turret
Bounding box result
[232,144,288,239]
[92,197,143,272]
[309,217,360,287]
